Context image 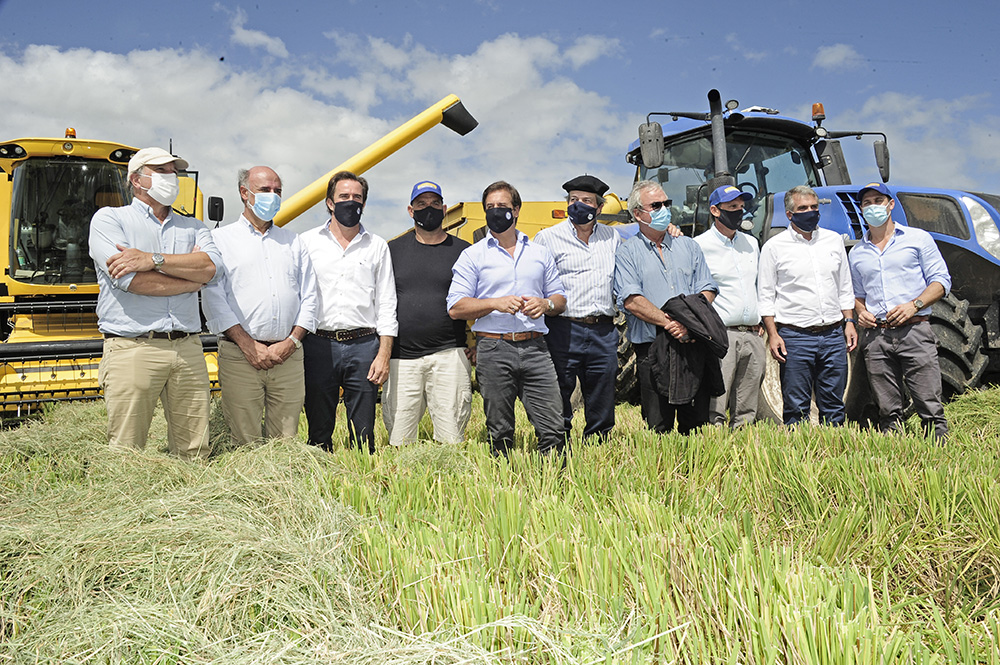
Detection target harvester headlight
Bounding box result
[964,195,1000,261]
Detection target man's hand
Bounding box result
[367,354,389,385]
[885,301,919,327]
[240,339,276,370]
[665,223,683,239]
[266,339,297,365]
[856,309,877,329]
[492,295,525,316]
[844,322,858,352]
[662,316,690,341]
[107,244,154,279]
[521,296,549,319]
[464,346,477,366]
[768,332,787,363]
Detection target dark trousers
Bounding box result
[778,326,847,425]
[860,321,948,440]
[475,336,564,456]
[634,342,711,435]
[545,317,616,441]
[303,334,379,453]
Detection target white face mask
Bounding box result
[140,171,180,206]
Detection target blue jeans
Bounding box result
[475,336,564,456]
[545,317,616,441]
[778,326,847,425]
[303,334,380,452]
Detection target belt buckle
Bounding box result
[334,329,350,342]
[510,331,527,342]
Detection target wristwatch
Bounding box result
[913,298,925,310]
[287,335,302,349]
[547,298,555,313]
[151,252,165,270]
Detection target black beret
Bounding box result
[562,174,609,197]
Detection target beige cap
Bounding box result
[127,147,189,175]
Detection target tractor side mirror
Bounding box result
[874,140,890,183]
[638,122,664,170]
[207,196,224,223]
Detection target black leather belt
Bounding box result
[563,315,614,325]
[222,335,280,346]
[104,331,191,340]
[314,327,377,342]
[874,315,929,329]
[777,322,841,334]
[727,324,761,333]
[477,331,544,342]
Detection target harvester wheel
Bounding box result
[615,312,640,405]
[929,293,988,396]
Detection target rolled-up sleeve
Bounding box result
[88,208,136,292]
[836,245,855,310]
[446,248,478,311]
[541,249,565,298]
[614,242,643,308]
[691,244,718,294]
[194,225,223,284]
[294,240,318,333]
[920,233,952,294]
[200,266,240,335]
[373,242,398,337]
[757,243,777,318]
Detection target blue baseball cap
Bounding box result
[709,185,752,207]
[410,180,443,203]
[858,182,892,200]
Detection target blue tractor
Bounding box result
[625,90,996,420]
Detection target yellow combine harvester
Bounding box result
[0,95,477,416]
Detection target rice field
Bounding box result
[1,391,999,663]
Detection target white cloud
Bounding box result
[725,33,767,63]
[228,7,289,58]
[0,35,638,240]
[825,92,996,192]
[812,44,864,71]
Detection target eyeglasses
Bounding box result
[643,199,672,212]
[412,201,444,210]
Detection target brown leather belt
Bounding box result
[222,335,280,346]
[563,315,614,325]
[477,331,544,342]
[777,322,841,334]
[874,315,929,329]
[727,324,761,333]
[104,331,191,340]
[314,327,377,342]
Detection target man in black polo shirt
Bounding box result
[382,180,473,445]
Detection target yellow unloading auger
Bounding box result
[273,94,477,227]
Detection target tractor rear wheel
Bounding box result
[929,293,988,396]
[615,312,640,405]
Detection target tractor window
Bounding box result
[641,130,819,238]
[9,158,130,284]
[895,193,969,240]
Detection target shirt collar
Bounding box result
[239,214,273,237]
[321,221,368,241]
[486,228,527,248]
[130,197,173,225]
[862,222,904,246]
[710,223,736,245]
[641,230,672,250]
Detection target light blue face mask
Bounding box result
[648,205,671,231]
[862,203,890,227]
[251,191,281,221]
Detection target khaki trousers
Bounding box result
[98,335,211,461]
[381,348,472,445]
[217,338,305,446]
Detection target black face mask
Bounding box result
[790,209,820,232]
[567,201,597,225]
[716,207,744,230]
[334,200,363,227]
[485,207,515,234]
[413,206,444,231]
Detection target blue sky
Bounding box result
[1,0,998,236]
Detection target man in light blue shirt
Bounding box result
[202,166,318,447]
[533,175,620,442]
[89,147,221,460]
[695,185,766,428]
[614,180,717,434]
[849,182,951,440]
[447,181,567,457]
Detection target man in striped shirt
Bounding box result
[533,175,621,442]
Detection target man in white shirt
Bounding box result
[202,166,317,447]
[533,175,621,442]
[695,185,765,428]
[300,171,397,453]
[758,185,857,425]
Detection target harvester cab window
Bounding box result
[9,158,129,284]
[642,131,819,239]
